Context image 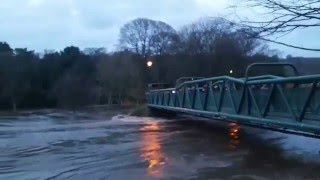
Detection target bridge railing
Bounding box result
[147,67,320,127]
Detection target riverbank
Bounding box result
[0,104,148,118]
[130,104,149,116]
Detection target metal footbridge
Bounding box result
[146,63,320,137]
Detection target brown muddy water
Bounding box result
[0,109,319,180]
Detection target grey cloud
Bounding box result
[74,0,200,30]
[0,0,318,57]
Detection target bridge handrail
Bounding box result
[241,75,283,81]
[148,88,175,93]
[245,63,300,81]
[246,74,320,85]
[175,76,244,89]
[168,75,283,91]
[147,74,320,94]
[175,77,205,87]
[174,74,288,90]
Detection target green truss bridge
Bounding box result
[146,63,320,138]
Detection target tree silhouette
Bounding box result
[119,18,178,57]
[235,0,320,51]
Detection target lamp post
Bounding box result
[147,60,153,68]
[229,69,233,75]
[146,58,159,83]
[146,59,154,83]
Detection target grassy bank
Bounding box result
[130,104,149,117]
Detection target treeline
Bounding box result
[0,17,282,111]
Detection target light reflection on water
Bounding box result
[229,122,240,150]
[139,120,166,177]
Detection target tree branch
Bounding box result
[257,36,320,51]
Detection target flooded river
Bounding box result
[0,109,320,180]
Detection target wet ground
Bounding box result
[0,109,320,180]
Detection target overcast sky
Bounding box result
[0,0,319,57]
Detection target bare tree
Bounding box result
[152,31,179,55]
[236,0,320,51]
[119,18,178,57]
[178,18,261,56]
[179,18,234,54]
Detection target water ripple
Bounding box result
[0,111,319,179]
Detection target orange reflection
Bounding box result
[140,120,166,177]
[229,122,240,150]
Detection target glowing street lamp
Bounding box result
[229,69,233,74]
[147,61,153,67]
